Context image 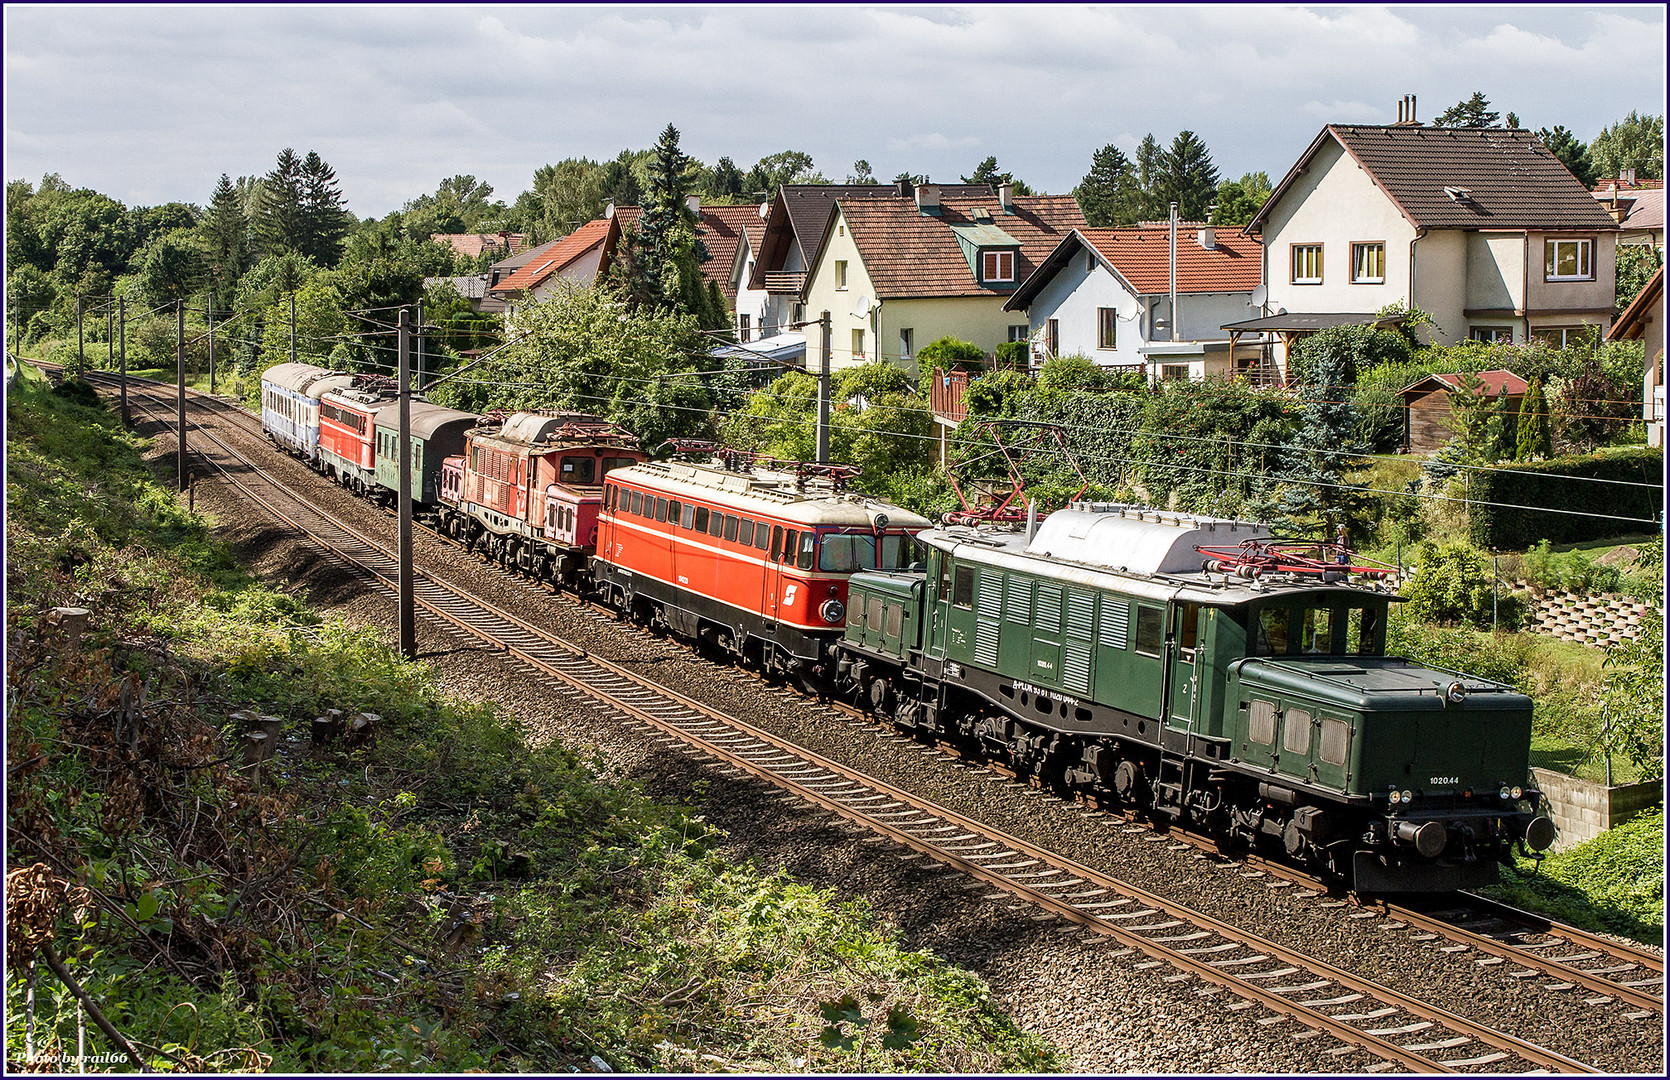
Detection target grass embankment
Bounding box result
[1482,810,1666,945]
[4,369,1058,1073]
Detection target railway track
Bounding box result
[88,368,1653,1074]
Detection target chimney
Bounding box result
[1393,93,1420,127]
[1196,227,1216,250]
[896,177,913,197]
[1622,167,1637,185]
[915,183,941,215]
[686,194,701,216]
[998,181,1014,213]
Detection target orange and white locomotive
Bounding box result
[595,459,931,682]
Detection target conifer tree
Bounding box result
[1515,376,1554,460]
[202,173,250,309]
[1074,144,1141,226]
[298,151,349,267]
[253,148,305,257]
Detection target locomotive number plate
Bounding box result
[1429,776,1458,786]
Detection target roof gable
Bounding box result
[1401,369,1529,398]
[1007,226,1261,311]
[1251,125,1619,235]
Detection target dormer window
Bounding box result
[982,250,1015,283]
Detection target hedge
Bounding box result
[1467,447,1664,549]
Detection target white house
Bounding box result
[1236,113,1620,377]
[1004,224,1266,382]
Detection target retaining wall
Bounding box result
[1514,582,1653,647]
[1530,767,1663,851]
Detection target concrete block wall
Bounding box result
[1514,583,1652,647]
[1530,767,1664,851]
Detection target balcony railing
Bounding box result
[763,271,806,294]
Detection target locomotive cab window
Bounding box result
[951,565,976,609]
[600,456,636,479]
[779,529,797,563]
[1347,605,1385,654]
[1254,607,1290,656]
[1134,605,1164,657]
[797,531,816,570]
[1298,606,1334,654]
[560,456,596,484]
[1177,603,1199,659]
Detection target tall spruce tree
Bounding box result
[1134,134,1165,220]
[298,151,349,267]
[202,173,250,309]
[1157,131,1220,222]
[1268,327,1373,536]
[253,148,306,257]
[1074,143,1141,226]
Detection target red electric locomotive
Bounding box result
[435,411,644,587]
[594,459,932,683]
[317,375,398,496]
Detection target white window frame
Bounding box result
[1544,238,1594,282]
[899,327,914,361]
[982,249,1015,283]
[1469,326,1513,343]
[850,327,865,361]
[1007,324,1029,342]
[1291,244,1323,285]
[1350,242,1385,284]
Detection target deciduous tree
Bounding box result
[1589,111,1665,180]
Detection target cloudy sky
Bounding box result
[5,4,1665,218]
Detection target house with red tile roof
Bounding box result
[799,182,1086,378]
[1003,223,1265,381]
[1233,117,1619,380]
[487,214,624,325]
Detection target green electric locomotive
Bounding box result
[837,501,1555,894]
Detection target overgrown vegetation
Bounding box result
[4,370,1059,1073]
[1482,810,1665,945]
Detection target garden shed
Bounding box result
[1399,369,1528,453]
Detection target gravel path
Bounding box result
[131,391,1662,1074]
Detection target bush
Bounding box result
[1484,809,1664,943]
[1403,541,1527,629]
[1519,540,1623,594]
[1466,446,1663,549]
[915,335,986,368]
[992,340,1028,369]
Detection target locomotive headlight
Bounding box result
[1499,785,1513,801]
[1388,789,1403,805]
[1400,790,1413,804]
[820,599,845,625]
[1510,785,1523,799]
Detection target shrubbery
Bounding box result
[1401,541,1527,629]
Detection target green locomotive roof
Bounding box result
[1239,655,1533,713]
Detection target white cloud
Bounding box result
[3,4,1661,214]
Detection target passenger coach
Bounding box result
[260,363,357,465]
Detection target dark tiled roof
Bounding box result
[694,204,758,303]
[1608,264,1664,342]
[1252,125,1619,234]
[837,195,1086,300]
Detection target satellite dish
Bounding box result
[850,294,872,318]
[1117,295,1142,322]
[1249,284,1268,307]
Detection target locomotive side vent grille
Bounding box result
[1036,583,1062,634]
[1065,590,1096,640]
[974,621,1000,666]
[975,569,1004,666]
[1099,597,1130,649]
[1063,643,1092,695]
[1004,576,1032,622]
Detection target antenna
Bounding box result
[1249,284,1268,308]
